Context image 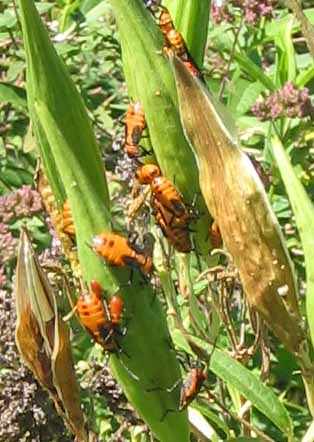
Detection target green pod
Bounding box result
[17,1,189,440]
[110,0,211,254]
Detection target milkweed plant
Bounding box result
[1,0,314,441]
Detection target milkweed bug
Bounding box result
[135,163,161,184]
[125,101,146,158]
[136,164,188,218]
[164,29,186,57]
[109,295,124,326]
[153,199,192,253]
[77,281,140,380]
[92,232,154,276]
[62,199,76,238]
[179,367,207,410]
[158,6,175,36]
[76,280,119,351]
[147,364,207,420]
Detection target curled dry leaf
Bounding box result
[173,56,306,356]
[14,228,87,441]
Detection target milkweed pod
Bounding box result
[173,55,306,355]
[14,228,87,441]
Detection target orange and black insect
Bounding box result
[76,280,118,351]
[158,6,175,36]
[152,196,190,230]
[62,199,76,238]
[136,164,188,218]
[152,198,192,253]
[150,366,207,420]
[109,295,124,326]
[151,176,188,218]
[125,101,146,158]
[182,59,204,81]
[135,163,161,184]
[164,29,187,57]
[159,222,192,254]
[210,220,222,249]
[92,232,154,275]
[179,367,207,410]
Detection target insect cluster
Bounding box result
[56,2,220,417]
[152,2,204,81]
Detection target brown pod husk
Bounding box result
[14,228,87,441]
[173,56,305,355]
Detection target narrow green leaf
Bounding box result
[271,16,296,85]
[188,336,293,436]
[234,52,276,91]
[192,402,231,438]
[271,135,314,349]
[0,82,27,110]
[296,65,314,87]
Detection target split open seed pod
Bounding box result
[173,56,306,356]
[14,228,87,442]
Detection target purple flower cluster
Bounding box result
[242,0,274,25]
[0,223,17,264]
[0,186,44,276]
[251,82,314,121]
[211,1,234,24]
[0,185,42,224]
[211,0,275,26]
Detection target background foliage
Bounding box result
[1,0,314,441]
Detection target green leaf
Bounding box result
[296,65,314,87]
[18,1,189,440]
[0,82,27,110]
[188,336,293,436]
[228,78,265,116]
[0,10,17,29]
[271,135,314,350]
[269,16,296,85]
[192,401,231,438]
[234,52,276,92]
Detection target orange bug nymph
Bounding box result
[136,164,188,218]
[109,295,124,326]
[76,280,118,351]
[92,232,154,275]
[62,199,76,238]
[151,176,188,218]
[158,7,174,36]
[135,163,161,184]
[150,364,207,420]
[152,195,191,229]
[125,101,146,158]
[164,29,186,57]
[158,221,192,254]
[179,367,207,410]
[152,198,192,253]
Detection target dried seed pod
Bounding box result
[174,56,306,355]
[14,228,87,441]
